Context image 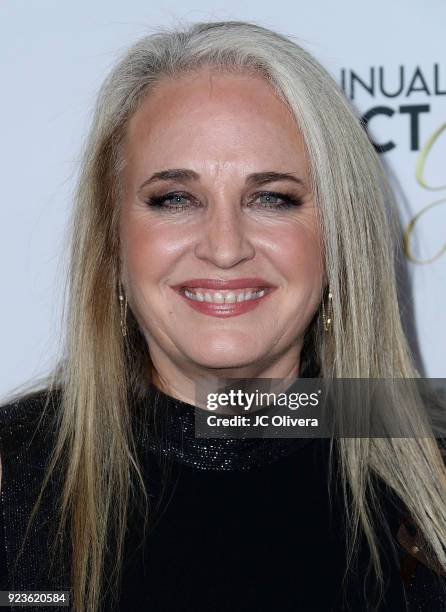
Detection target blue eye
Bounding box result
[167,194,188,205]
[258,193,280,204]
[253,191,302,209]
[145,190,303,212]
[145,192,193,211]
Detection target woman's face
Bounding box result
[119,67,324,394]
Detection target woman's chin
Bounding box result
[183,345,265,372]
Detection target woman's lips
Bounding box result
[172,286,276,318]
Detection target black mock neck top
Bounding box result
[0,383,445,611]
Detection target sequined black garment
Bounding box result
[0,384,445,611]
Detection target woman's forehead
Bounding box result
[122,70,307,180]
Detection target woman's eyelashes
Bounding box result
[145,191,197,212]
[144,190,303,212]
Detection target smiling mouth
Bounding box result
[180,287,270,304]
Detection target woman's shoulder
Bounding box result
[0,386,62,421]
[0,387,62,457]
[0,388,69,591]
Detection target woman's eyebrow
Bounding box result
[138,169,304,191]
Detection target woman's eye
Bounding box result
[145,190,302,212]
[145,192,194,211]
[252,191,302,210]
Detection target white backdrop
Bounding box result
[1,0,445,398]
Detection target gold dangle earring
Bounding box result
[321,286,333,332]
[119,281,128,338]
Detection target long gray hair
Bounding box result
[3,20,446,611]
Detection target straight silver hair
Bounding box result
[2,20,446,611]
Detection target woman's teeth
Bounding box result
[183,288,266,304]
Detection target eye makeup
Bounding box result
[144,190,303,212]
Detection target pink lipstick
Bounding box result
[170,278,277,318]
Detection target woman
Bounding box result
[1,19,446,612]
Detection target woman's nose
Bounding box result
[194,202,255,268]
